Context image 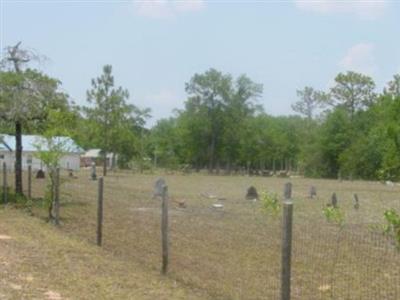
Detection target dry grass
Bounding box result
[0,207,207,299]
[3,170,400,299]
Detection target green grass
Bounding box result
[2,170,400,299]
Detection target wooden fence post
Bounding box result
[54,168,60,226]
[161,184,169,275]
[97,177,104,246]
[2,162,7,203]
[281,182,293,300]
[28,165,32,199]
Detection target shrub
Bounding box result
[260,191,280,215]
[383,209,400,249]
[323,206,344,225]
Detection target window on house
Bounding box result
[0,154,4,159]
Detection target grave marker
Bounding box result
[309,186,316,199]
[154,178,166,199]
[353,193,359,210]
[245,186,258,200]
[91,162,97,180]
[331,192,338,208]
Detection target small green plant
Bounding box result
[34,135,68,221]
[383,209,400,249]
[322,206,344,225]
[260,191,280,215]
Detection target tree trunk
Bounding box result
[273,159,276,175]
[103,151,107,176]
[111,152,116,171]
[48,203,53,221]
[208,144,214,174]
[15,121,23,195]
[208,128,217,174]
[48,170,55,221]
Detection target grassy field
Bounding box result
[0,207,207,300]
[3,170,400,299]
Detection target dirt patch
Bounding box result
[0,234,12,240]
[44,290,62,300]
[9,283,22,290]
[131,207,185,216]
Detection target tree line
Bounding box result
[150,69,400,181]
[1,43,400,199]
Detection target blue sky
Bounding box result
[1,0,400,127]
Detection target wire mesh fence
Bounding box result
[1,167,400,299]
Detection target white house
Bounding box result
[0,134,84,171]
[80,148,118,168]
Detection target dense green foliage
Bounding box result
[1,44,400,180]
[82,64,150,173]
[149,70,400,180]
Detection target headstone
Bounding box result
[36,169,45,179]
[245,186,258,200]
[153,178,166,199]
[331,192,338,208]
[284,182,292,200]
[309,186,317,199]
[68,169,74,177]
[91,162,97,180]
[353,193,359,210]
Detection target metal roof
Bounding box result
[0,134,84,153]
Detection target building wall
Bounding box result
[59,154,80,170]
[0,151,80,171]
[0,151,14,171]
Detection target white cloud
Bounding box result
[134,0,205,19]
[339,43,376,75]
[294,0,388,20]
